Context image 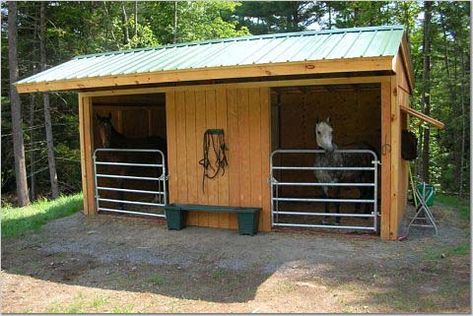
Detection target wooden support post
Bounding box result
[380,82,392,240]
[389,76,401,240]
[78,94,96,215]
[78,94,88,215]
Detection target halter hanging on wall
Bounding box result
[198,129,228,192]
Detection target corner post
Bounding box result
[78,94,96,215]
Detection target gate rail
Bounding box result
[93,148,167,218]
[270,149,380,232]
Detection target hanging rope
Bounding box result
[198,129,228,192]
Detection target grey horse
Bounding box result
[314,117,374,225]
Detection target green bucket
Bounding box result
[416,183,435,207]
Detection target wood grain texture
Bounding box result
[78,94,88,215]
[259,87,272,231]
[380,81,392,240]
[226,88,240,229]
[16,57,394,93]
[170,86,271,232]
[79,75,412,238]
[166,92,178,205]
[83,97,95,215]
[389,76,401,240]
[79,76,391,98]
[216,87,230,228]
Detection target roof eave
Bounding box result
[15,56,395,94]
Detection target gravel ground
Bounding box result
[1,203,470,313]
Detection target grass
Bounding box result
[424,241,470,260]
[47,294,109,313]
[436,194,470,220]
[112,304,135,313]
[1,193,83,239]
[147,272,164,286]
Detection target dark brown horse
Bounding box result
[95,113,167,210]
[96,113,167,152]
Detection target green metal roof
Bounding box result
[17,25,405,86]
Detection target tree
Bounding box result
[235,1,324,34]
[420,1,433,183]
[40,2,59,198]
[7,1,30,206]
[1,0,469,201]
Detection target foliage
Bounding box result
[1,192,83,239]
[0,1,470,202]
[437,194,470,220]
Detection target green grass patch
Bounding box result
[436,194,470,220]
[47,294,110,313]
[424,241,470,260]
[112,304,135,313]
[451,243,469,256]
[1,193,83,239]
[147,272,164,286]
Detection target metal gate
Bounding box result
[93,148,167,218]
[270,149,379,232]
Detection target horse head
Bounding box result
[96,113,113,148]
[315,117,335,152]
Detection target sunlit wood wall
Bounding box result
[166,87,272,231]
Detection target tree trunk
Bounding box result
[8,1,30,206]
[173,1,178,44]
[459,47,467,197]
[103,2,117,47]
[40,2,59,198]
[134,1,138,38]
[327,2,332,29]
[122,3,130,45]
[421,1,432,183]
[452,43,462,189]
[440,11,462,192]
[28,94,36,201]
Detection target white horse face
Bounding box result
[315,118,334,152]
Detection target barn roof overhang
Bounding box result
[15,57,396,93]
[15,25,413,94]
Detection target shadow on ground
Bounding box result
[1,205,470,312]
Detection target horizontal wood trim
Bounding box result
[16,57,394,93]
[78,76,390,97]
[400,105,445,129]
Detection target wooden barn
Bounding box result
[16,25,444,240]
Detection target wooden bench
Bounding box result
[163,203,260,235]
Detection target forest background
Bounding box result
[1,1,470,206]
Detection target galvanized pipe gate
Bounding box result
[93,148,167,218]
[270,149,380,232]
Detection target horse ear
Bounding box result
[326,116,331,124]
[316,116,320,124]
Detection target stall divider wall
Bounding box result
[78,74,407,239]
[166,87,271,231]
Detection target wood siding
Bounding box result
[78,74,411,240]
[166,87,271,232]
[395,52,411,237]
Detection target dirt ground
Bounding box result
[1,204,470,313]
